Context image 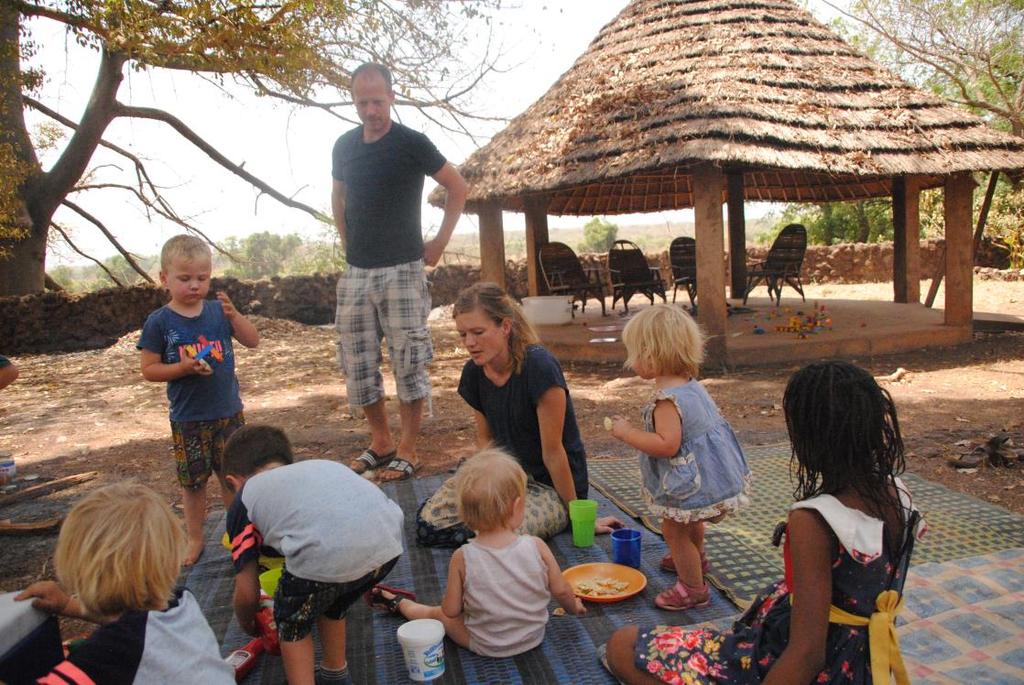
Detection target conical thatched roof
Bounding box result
[433,0,1024,215]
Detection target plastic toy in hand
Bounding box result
[225,593,279,681]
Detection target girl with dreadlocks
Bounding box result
[602,360,925,685]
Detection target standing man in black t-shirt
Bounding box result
[332,62,467,481]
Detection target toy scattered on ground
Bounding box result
[603,417,613,432]
[770,303,833,338]
[225,593,279,681]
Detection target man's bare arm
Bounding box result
[422,163,467,267]
[331,179,348,251]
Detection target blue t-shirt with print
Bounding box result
[137,300,242,422]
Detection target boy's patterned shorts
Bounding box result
[170,412,244,489]
[273,556,399,641]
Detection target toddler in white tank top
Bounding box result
[368,448,586,656]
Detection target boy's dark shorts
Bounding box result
[170,412,244,489]
[274,556,399,642]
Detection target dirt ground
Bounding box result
[1,279,1023,595]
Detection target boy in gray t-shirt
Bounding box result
[223,425,404,685]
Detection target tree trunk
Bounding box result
[0,3,44,296]
[0,2,125,295]
[855,201,871,243]
[822,203,835,245]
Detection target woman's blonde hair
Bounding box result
[621,304,704,378]
[453,282,539,374]
[55,482,185,618]
[454,448,528,533]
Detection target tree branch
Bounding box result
[60,200,154,284]
[13,1,106,36]
[50,222,126,287]
[39,50,127,217]
[114,103,330,224]
[24,96,167,202]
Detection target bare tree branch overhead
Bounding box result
[61,199,155,284]
[0,0,503,295]
[830,0,1023,136]
[50,222,127,287]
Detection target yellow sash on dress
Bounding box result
[827,589,908,685]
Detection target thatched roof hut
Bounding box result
[431,0,1024,362]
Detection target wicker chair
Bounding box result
[538,242,606,317]
[606,240,667,313]
[742,224,807,305]
[669,236,698,307]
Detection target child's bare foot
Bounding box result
[183,537,205,566]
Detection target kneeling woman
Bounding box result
[417,282,619,547]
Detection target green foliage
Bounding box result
[764,200,894,245]
[0,142,32,255]
[849,0,1023,135]
[578,217,619,253]
[221,230,346,279]
[223,232,303,280]
[51,231,345,291]
[987,181,1024,268]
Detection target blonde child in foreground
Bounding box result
[138,234,259,565]
[609,304,752,610]
[368,448,586,657]
[15,482,233,683]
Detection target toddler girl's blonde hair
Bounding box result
[55,482,185,618]
[621,304,704,378]
[454,448,528,533]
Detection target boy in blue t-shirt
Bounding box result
[138,235,259,565]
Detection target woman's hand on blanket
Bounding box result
[595,515,625,535]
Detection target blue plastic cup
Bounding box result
[611,528,642,568]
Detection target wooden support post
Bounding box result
[478,201,506,289]
[943,173,974,327]
[925,172,995,308]
[892,176,921,303]
[726,172,747,299]
[523,196,551,296]
[693,164,728,364]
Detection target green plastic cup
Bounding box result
[569,498,598,547]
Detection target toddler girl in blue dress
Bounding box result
[609,304,752,610]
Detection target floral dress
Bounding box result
[635,482,925,684]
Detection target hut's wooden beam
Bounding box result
[943,173,974,327]
[693,164,728,364]
[523,195,550,297]
[478,201,506,289]
[892,176,921,303]
[726,172,747,298]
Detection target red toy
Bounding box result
[225,598,280,682]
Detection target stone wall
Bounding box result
[2,239,1017,354]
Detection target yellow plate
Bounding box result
[563,562,647,603]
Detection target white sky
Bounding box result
[29,1,845,266]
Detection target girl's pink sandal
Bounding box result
[654,581,710,611]
[659,551,711,575]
